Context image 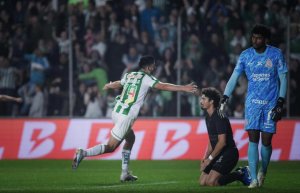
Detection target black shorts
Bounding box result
[204,147,239,175]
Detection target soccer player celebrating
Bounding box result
[72,55,197,182]
[199,87,251,187]
[219,24,288,188]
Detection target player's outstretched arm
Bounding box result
[0,95,22,103]
[103,81,122,90]
[154,82,197,93]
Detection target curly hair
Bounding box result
[201,87,221,108]
[251,24,271,39]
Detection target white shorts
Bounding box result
[111,111,136,141]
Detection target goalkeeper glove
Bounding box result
[218,95,229,118]
[271,97,284,122]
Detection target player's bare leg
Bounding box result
[205,170,222,186]
[199,172,209,186]
[72,135,121,169]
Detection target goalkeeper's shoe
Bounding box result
[72,148,85,169]
[241,166,252,186]
[120,171,138,182]
[257,170,266,187]
[248,179,259,188]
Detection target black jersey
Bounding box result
[205,110,236,150]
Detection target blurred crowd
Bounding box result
[0,0,300,118]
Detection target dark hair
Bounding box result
[201,87,221,108]
[138,55,155,69]
[251,24,271,39]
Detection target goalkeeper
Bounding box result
[219,24,288,188]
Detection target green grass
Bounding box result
[0,160,299,193]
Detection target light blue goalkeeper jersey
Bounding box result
[234,45,288,108]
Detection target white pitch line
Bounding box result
[0,181,179,191]
[64,181,178,190]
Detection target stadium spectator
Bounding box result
[154,27,174,55]
[163,8,178,41]
[9,25,26,69]
[181,9,201,42]
[29,84,44,117]
[24,47,50,88]
[72,55,197,182]
[107,12,120,41]
[47,53,69,116]
[121,46,141,76]
[53,29,71,54]
[183,34,203,84]
[120,17,139,42]
[106,32,128,81]
[73,82,87,117]
[91,32,107,58]
[202,57,222,88]
[0,56,21,116]
[104,89,116,118]
[79,50,108,95]
[230,28,247,49]
[84,28,95,56]
[84,85,104,118]
[160,48,176,82]
[135,31,153,56]
[219,24,288,188]
[139,0,161,39]
[0,1,298,117]
[198,87,251,187]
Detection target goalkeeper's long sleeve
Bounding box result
[279,73,287,99]
[224,71,241,97]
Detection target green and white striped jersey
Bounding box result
[113,71,159,117]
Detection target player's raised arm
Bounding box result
[154,82,197,93]
[103,81,122,90]
[0,95,22,103]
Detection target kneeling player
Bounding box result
[198,87,251,186]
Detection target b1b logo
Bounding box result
[18,122,56,158]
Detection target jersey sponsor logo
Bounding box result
[247,62,254,66]
[257,61,263,66]
[127,74,143,79]
[252,73,270,81]
[251,99,268,105]
[265,58,273,68]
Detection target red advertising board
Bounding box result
[0,119,299,160]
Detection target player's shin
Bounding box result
[218,171,243,186]
[261,144,272,174]
[248,142,259,181]
[122,149,131,172]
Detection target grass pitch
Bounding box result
[0,160,299,193]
